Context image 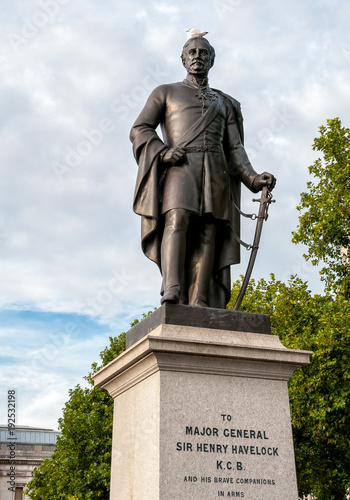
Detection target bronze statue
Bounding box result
[131,35,276,308]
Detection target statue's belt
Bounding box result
[183,145,223,153]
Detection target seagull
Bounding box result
[186,28,208,38]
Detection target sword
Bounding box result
[233,185,275,311]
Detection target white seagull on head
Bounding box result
[186,28,208,38]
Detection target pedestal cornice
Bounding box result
[93,324,312,398]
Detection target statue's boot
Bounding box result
[161,209,190,304]
[188,221,216,307]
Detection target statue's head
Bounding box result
[181,37,215,77]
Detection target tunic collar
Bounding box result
[182,75,218,102]
[183,74,210,90]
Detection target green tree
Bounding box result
[25,333,126,500]
[26,313,154,499]
[292,118,350,296]
[228,275,350,500]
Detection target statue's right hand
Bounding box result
[161,147,188,166]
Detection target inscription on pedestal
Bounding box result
[172,413,281,498]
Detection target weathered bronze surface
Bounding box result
[131,36,276,308]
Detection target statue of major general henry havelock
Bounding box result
[130,32,276,309]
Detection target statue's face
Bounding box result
[182,38,212,77]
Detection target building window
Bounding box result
[17,444,35,451]
[42,444,55,452]
[15,487,23,500]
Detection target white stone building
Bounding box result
[0,425,60,500]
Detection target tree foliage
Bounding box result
[292,118,350,296]
[25,333,126,500]
[25,313,154,499]
[228,275,350,499]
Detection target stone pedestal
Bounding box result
[93,305,311,500]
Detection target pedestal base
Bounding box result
[93,309,311,500]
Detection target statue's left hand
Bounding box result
[253,172,276,192]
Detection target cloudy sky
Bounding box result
[0,0,349,430]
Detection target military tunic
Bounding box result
[132,76,257,219]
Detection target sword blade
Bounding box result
[233,185,274,311]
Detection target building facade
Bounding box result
[0,425,60,500]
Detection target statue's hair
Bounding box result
[181,37,215,67]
